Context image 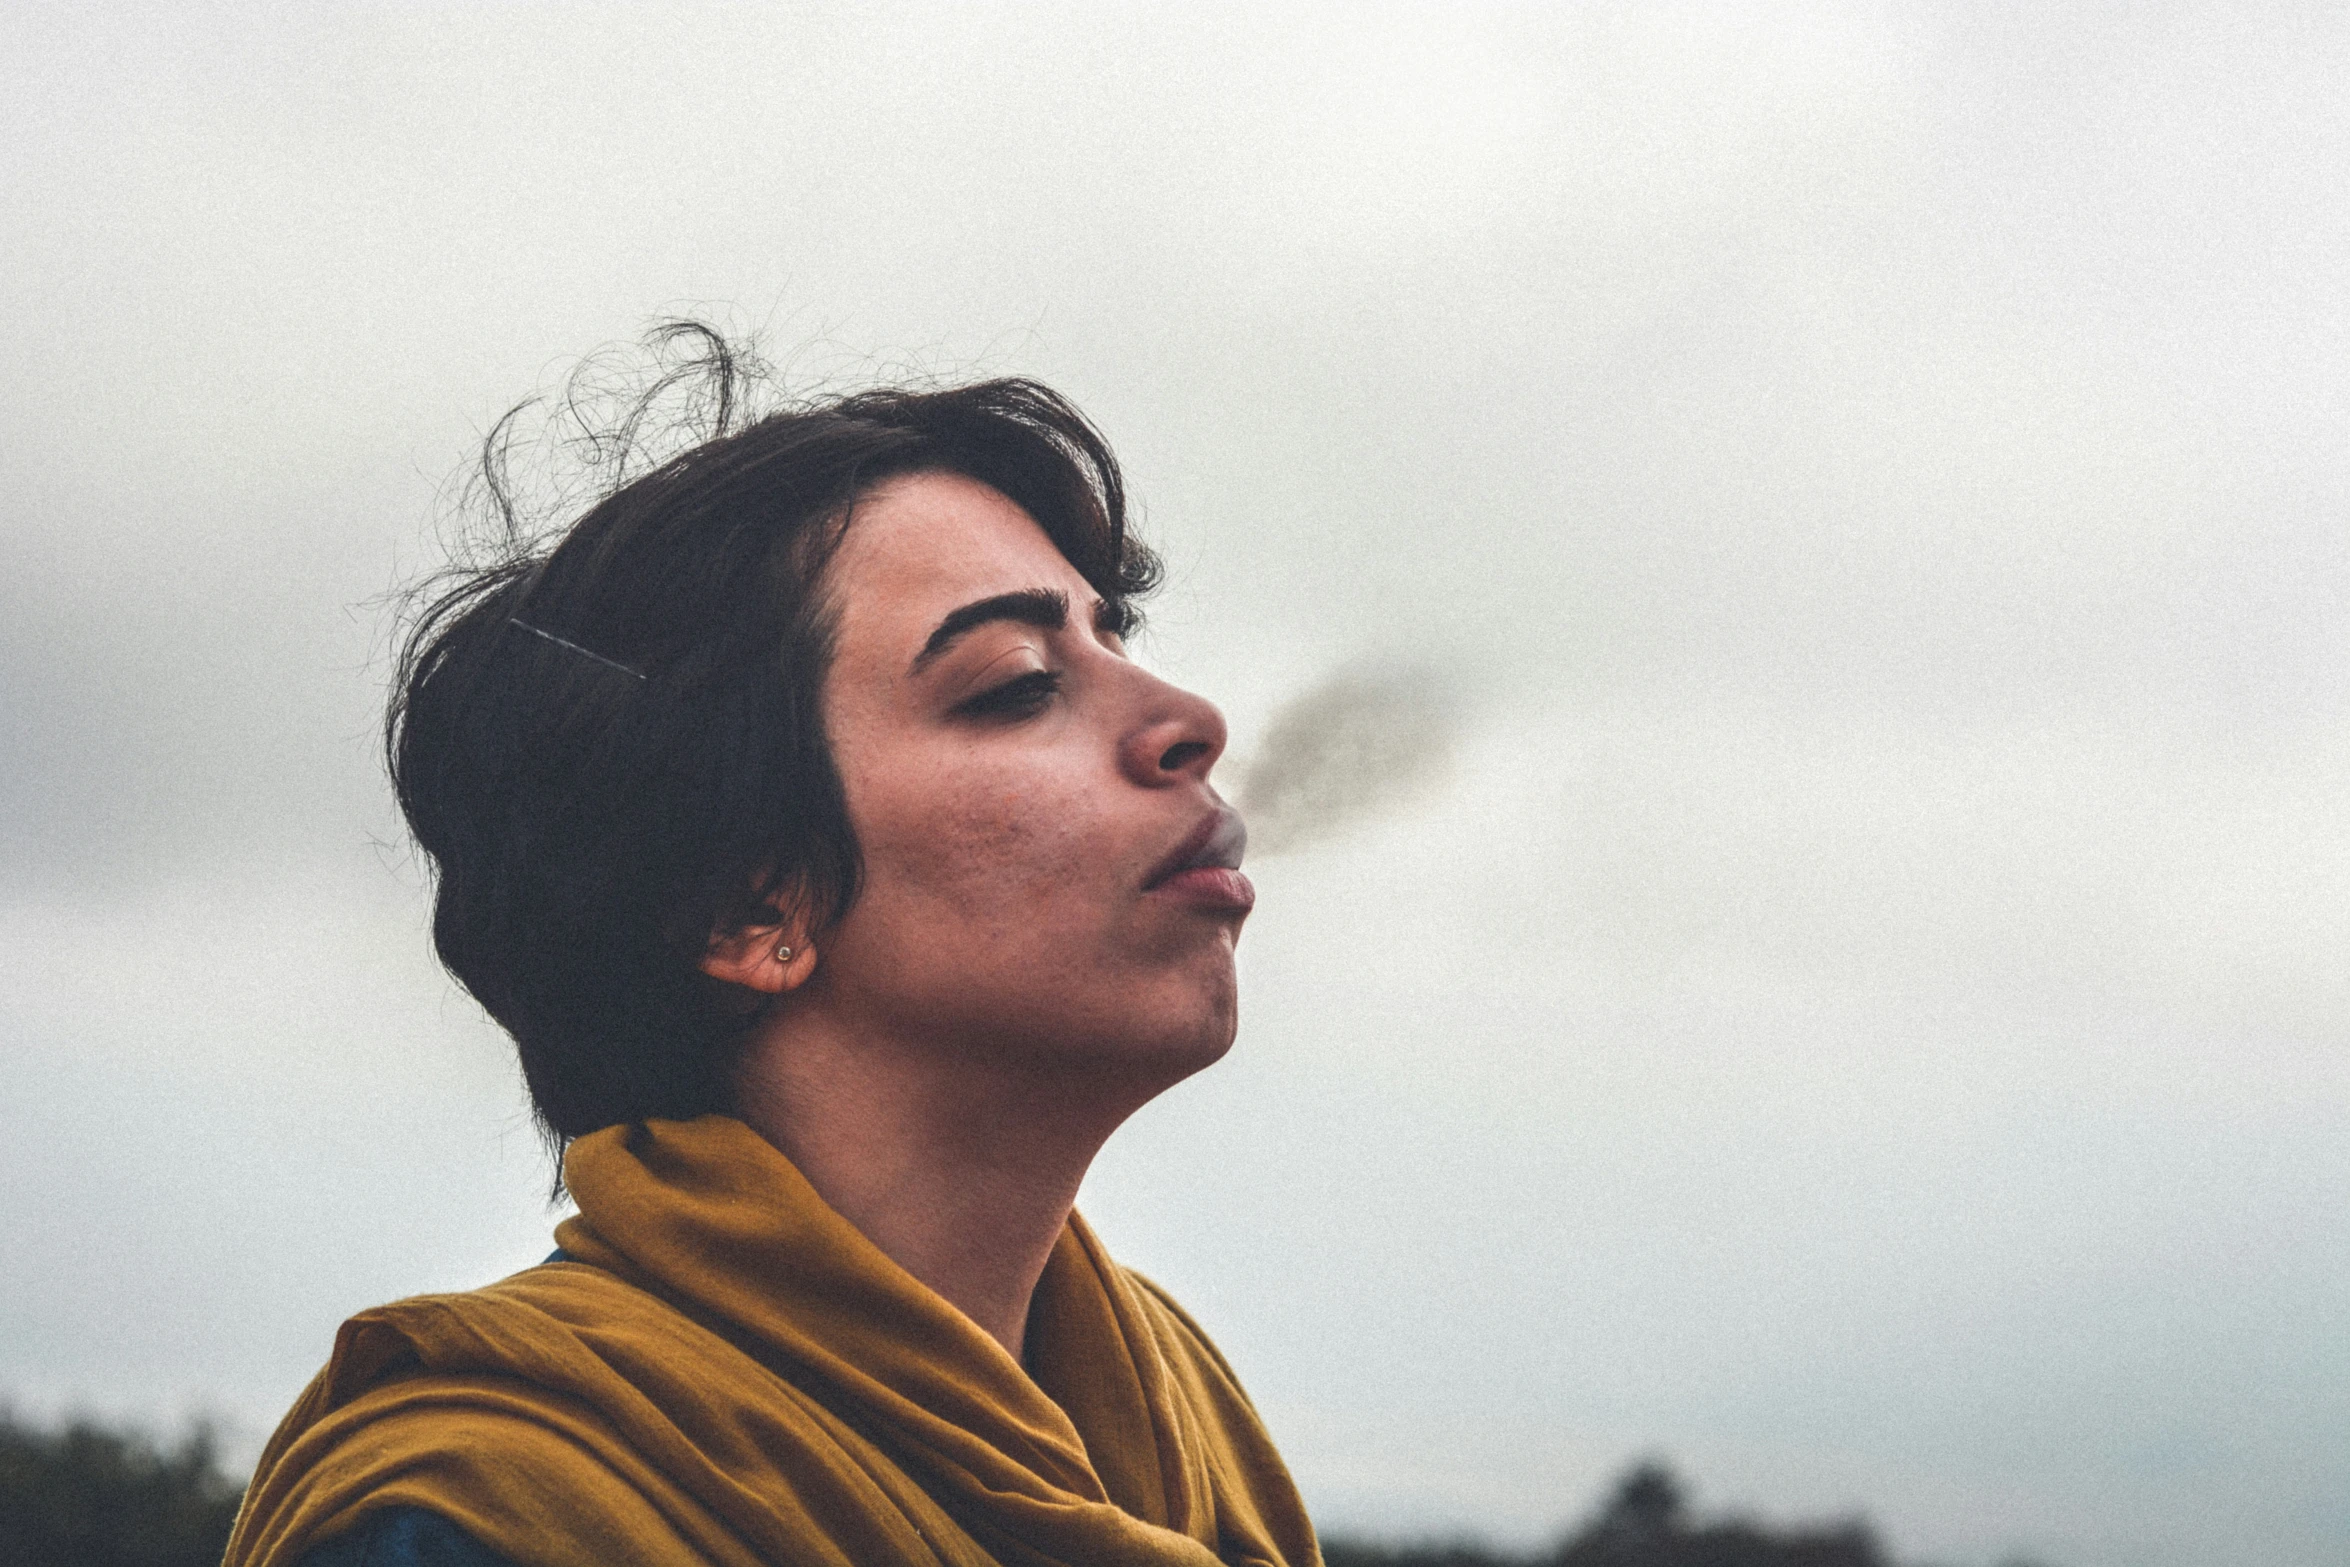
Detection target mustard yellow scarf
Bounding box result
[224,1116,1319,1567]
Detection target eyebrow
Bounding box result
[909,587,1072,675]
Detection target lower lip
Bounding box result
[1151,867,1256,911]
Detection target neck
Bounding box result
[729,1008,1152,1364]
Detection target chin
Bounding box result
[1125,981,1241,1084]
[1044,973,1239,1090]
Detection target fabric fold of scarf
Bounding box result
[223,1116,1319,1567]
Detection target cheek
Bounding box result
[859,769,1104,932]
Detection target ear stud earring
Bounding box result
[775,943,794,963]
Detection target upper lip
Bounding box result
[1143,805,1248,889]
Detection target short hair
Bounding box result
[386,326,1161,1144]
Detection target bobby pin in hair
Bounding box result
[508,617,649,682]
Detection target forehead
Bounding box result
[824,470,1092,661]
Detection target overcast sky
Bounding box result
[5,5,2346,1565]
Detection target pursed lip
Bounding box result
[1143,805,1249,891]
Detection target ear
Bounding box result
[699,908,819,996]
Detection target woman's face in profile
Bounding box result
[807,471,1252,1081]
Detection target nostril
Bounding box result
[1157,739,1211,773]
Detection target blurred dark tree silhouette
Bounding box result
[1553,1461,1885,1567]
[0,1412,2022,1567]
[1322,1542,1520,1567]
[0,1409,243,1567]
[1324,1460,1896,1567]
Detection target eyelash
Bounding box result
[956,669,1062,719]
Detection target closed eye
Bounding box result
[954,669,1062,720]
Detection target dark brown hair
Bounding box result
[387,325,1160,1144]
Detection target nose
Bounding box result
[1118,670,1229,789]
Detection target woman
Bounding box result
[224,330,1319,1567]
